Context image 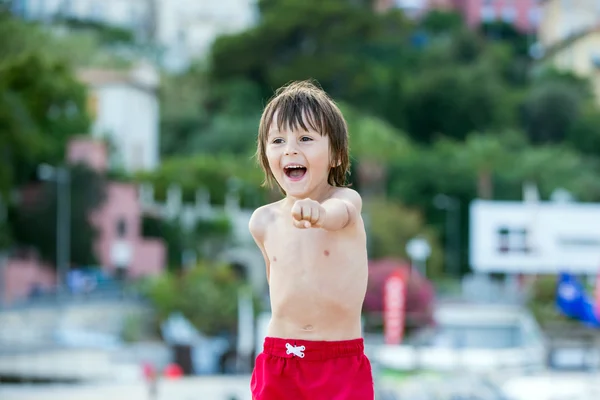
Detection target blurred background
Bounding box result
[1,0,600,398]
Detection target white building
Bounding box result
[470,199,600,275]
[77,62,160,172]
[12,0,259,71]
[537,0,600,48]
[155,0,258,71]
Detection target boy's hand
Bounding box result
[291,199,326,229]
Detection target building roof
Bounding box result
[76,62,160,92]
[76,69,131,86]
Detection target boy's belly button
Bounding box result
[302,325,314,331]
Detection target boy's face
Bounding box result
[265,112,332,198]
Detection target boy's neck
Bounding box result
[283,182,334,206]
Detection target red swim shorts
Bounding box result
[250,337,374,400]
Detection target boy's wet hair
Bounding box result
[257,80,350,192]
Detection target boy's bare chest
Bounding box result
[263,219,348,267]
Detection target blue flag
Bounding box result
[556,272,600,328]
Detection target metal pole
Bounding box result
[56,170,63,298]
[64,168,70,296]
[56,168,70,297]
[453,201,461,278]
[444,207,453,277]
[435,194,461,278]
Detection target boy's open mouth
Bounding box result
[284,164,307,180]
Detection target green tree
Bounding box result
[404,65,514,143]
[566,104,600,156]
[364,197,443,278]
[10,164,107,267]
[341,104,412,196]
[462,132,513,199]
[144,262,247,336]
[0,11,91,194]
[209,0,413,125]
[0,11,92,248]
[523,81,585,144]
[501,144,600,201]
[143,213,233,271]
[479,21,531,57]
[160,65,263,157]
[159,63,210,157]
[135,154,265,207]
[420,10,463,34]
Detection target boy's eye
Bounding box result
[300,136,312,142]
[272,138,284,144]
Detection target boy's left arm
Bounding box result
[321,189,362,231]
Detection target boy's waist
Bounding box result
[261,336,365,361]
[268,310,363,340]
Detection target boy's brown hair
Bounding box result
[257,80,350,192]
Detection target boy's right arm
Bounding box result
[249,207,271,284]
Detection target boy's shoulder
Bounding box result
[248,200,283,240]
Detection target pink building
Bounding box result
[1,253,56,304]
[1,137,166,304]
[68,137,166,279]
[456,0,542,33]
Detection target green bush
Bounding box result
[143,262,249,336]
[527,274,576,328]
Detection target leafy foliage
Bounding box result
[9,164,107,267]
[143,262,248,336]
[365,198,443,278]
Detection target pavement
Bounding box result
[499,371,600,400]
[378,369,600,400]
[0,376,253,400]
[4,370,600,400]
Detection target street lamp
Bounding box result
[38,163,70,297]
[406,237,431,278]
[433,194,460,278]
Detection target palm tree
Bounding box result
[461,132,509,199]
[343,104,412,198]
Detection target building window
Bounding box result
[481,6,496,23]
[497,226,531,254]
[131,142,145,171]
[501,7,517,23]
[117,218,127,238]
[528,8,541,27]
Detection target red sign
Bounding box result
[383,270,407,345]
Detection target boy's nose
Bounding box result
[284,145,298,155]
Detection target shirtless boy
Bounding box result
[249,80,374,400]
